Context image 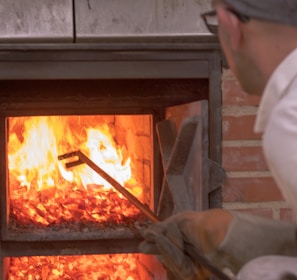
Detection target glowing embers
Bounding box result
[8,116,145,230]
[8,254,140,279]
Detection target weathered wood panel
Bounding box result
[0,0,73,42]
[75,0,212,42]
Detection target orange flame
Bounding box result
[8,116,143,227]
[7,116,147,279]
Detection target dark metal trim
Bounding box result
[1,239,142,257]
[0,38,221,80]
[0,35,219,51]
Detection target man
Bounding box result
[139,0,297,279]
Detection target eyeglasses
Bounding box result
[201,8,250,34]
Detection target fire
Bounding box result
[8,116,144,228]
[8,254,141,279]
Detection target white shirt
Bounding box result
[254,47,297,213]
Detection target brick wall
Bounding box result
[221,69,296,222]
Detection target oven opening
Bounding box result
[6,114,154,279]
[0,74,222,280]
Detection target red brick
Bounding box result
[280,208,296,223]
[222,79,261,106]
[223,177,284,202]
[223,146,268,171]
[223,115,262,140]
[231,208,273,219]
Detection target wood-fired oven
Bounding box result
[0,36,224,279]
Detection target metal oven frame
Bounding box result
[0,35,223,278]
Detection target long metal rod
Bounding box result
[58,150,231,280]
[58,150,159,223]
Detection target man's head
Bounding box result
[206,0,297,95]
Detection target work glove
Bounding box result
[139,209,297,279]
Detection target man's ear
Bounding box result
[216,7,242,50]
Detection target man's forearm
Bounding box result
[208,212,297,274]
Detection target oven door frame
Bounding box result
[0,35,223,259]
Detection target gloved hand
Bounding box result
[139,208,297,279]
[139,209,233,280]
